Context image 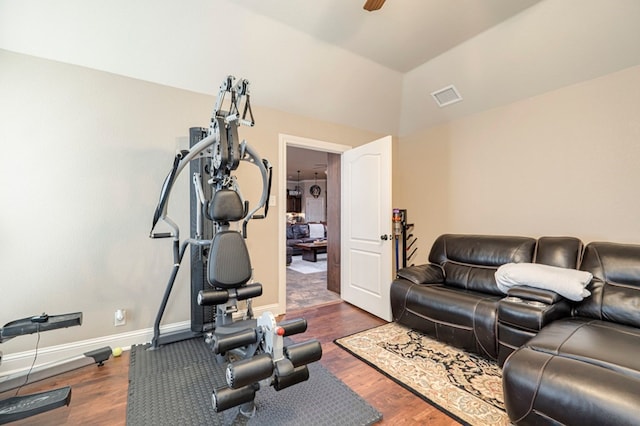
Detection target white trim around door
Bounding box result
[278,134,351,314]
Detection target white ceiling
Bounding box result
[231,0,541,73]
[1,0,640,138]
[287,147,328,181]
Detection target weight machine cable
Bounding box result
[14,324,41,396]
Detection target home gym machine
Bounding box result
[0,312,112,424]
[149,75,322,416]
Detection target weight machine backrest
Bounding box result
[207,189,252,290]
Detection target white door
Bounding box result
[341,136,393,321]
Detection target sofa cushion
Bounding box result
[308,223,325,239]
[391,280,500,359]
[527,318,640,374]
[503,346,640,425]
[503,318,640,425]
[429,234,536,266]
[495,263,592,301]
[396,264,444,285]
[428,234,536,296]
[535,236,583,268]
[292,224,309,239]
[576,242,640,328]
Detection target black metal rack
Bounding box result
[393,209,418,271]
[402,223,418,268]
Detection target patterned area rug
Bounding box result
[335,322,508,426]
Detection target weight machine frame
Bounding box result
[148,76,272,349]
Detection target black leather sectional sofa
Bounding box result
[390,234,640,425]
[286,223,327,256]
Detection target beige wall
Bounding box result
[4,45,638,357]
[0,49,380,354]
[397,64,640,264]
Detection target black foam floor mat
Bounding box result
[126,338,382,425]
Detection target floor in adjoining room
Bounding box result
[286,254,341,311]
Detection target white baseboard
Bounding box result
[0,302,282,377]
[0,320,190,377]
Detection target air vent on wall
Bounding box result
[431,85,462,108]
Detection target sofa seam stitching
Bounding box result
[471,297,496,359]
[513,353,555,424]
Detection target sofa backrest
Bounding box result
[429,234,536,295]
[535,236,583,269]
[286,223,326,240]
[576,241,640,328]
[287,223,309,240]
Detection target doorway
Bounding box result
[278,135,351,313]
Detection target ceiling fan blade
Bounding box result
[363,0,386,12]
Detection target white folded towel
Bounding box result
[495,263,592,301]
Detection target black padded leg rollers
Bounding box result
[226,353,274,389]
[273,366,310,391]
[235,283,263,300]
[197,289,229,306]
[212,383,258,413]
[212,328,257,354]
[278,318,307,336]
[285,340,323,367]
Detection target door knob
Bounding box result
[380,234,388,240]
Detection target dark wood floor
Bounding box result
[0,302,458,425]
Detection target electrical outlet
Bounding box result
[114,309,126,326]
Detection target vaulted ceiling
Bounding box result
[1,0,640,137]
[231,0,541,73]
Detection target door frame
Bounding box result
[278,134,351,313]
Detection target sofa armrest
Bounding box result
[506,285,567,304]
[396,264,444,285]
